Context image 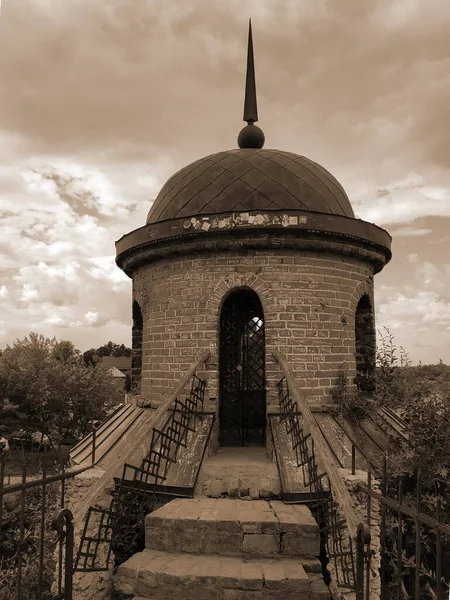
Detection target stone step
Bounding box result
[195,447,282,499]
[114,548,329,600]
[145,498,320,559]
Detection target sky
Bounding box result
[0,0,449,363]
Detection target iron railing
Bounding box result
[358,459,450,600]
[74,373,206,572]
[275,359,450,600]
[69,401,131,467]
[276,374,359,591]
[0,451,88,600]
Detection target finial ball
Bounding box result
[238,124,265,149]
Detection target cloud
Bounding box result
[391,226,433,237]
[0,157,134,349]
[0,0,449,361]
[376,257,450,362]
[84,311,100,326]
[355,172,450,226]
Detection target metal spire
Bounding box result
[238,19,265,149]
[243,18,258,125]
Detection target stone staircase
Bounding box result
[114,497,329,599]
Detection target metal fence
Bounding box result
[276,373,450,599]
[75,373,207,572]
[0,451,87,600]
[277,375,359,590]
[358,460,450,600]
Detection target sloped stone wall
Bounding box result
[52,468,113,600]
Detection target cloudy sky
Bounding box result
[0,0,449,363]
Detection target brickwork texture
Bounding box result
[131,246,375,410]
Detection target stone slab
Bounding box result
[145,497,320,558]
[195,447,281,499]
[114,549,318,600]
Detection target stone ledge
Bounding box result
[144,498,320,558]
[114,549,326,600]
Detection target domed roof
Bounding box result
[146,149,354,225]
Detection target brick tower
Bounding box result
[115,22,391,449]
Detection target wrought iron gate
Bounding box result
[219,289,266,446]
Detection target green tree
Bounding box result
[0,333,123,445]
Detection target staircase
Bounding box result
[114,497,329,599]
[69,402,144,467]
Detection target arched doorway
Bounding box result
[219,288,266,446]
[355,294,376,392]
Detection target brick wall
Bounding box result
[131,245,376,411]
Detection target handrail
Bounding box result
[74,366,208,571]
[69,402,130,457]
[273,349,359,541]
[73,349,210,525]
[0,463,92,497]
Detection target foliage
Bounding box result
[111,487,159,567]
[328,328,450,593]
[372,328,450,484]
[329,328,450,482]
[83,341,132,392]
[329,366,377,421]
[370,329,450,596]
[0,332,124,445]
[0,484,59,600]
[82,341,131,368]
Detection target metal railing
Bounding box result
[359,459,450,600]
[74,372,207,572]
[0,452,90,600]
[276,373,359,589]
[273,348,450,600]
[69,401,131,467]
[273,350,365,596]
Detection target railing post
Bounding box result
[52,508,74,600]
[92,427,96,467]
[355,522,371,600]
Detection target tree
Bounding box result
[82,347,101,368]
[0,333,124,445]
[82,341,132,392]
[82,341,131,367]
[96,341,131,358]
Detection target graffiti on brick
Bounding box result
[182,212,308,232]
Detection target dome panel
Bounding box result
[146,149,354,224]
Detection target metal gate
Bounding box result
[219,289,266,446]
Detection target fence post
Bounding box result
[52,508,74,600]
[352,444,356,475]
[92,427,96,467]
[355,522,371,600]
